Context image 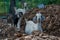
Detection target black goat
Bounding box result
[13,12,23,27]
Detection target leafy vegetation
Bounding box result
[0,0,60,15]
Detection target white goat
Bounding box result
[25,19,39,34]
[25,12,43,34]
[14,8,26,31]
[36,12,43,32]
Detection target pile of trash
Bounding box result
[43,5,60,36]
[20,5,60,36]
[15,31,60,40]
[0,19,16,38]
[0,5,60,40]
[1,31,60,40]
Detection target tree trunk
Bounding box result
[9,0,16,15]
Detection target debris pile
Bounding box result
[20,5,60,36]
[0,5,60,40]
[2,31,60,40]
[43,5,60,36]
[0,19,16,37]
[19,31,59,40]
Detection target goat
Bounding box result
[16,13,23,31]
[14,8,26,31]
[25,19,39,34]
[25,12,45,34]
[13,14,19,27]
[35,12,43,32]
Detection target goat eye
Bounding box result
[36,16,37,19]
[36,16,37,18]
[41,16,42,17]
[19,12,23,16]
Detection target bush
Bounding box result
[0,0,60,15]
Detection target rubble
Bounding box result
[13,32,60,40]
[20,5,60,36]
[43,5,60,37]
